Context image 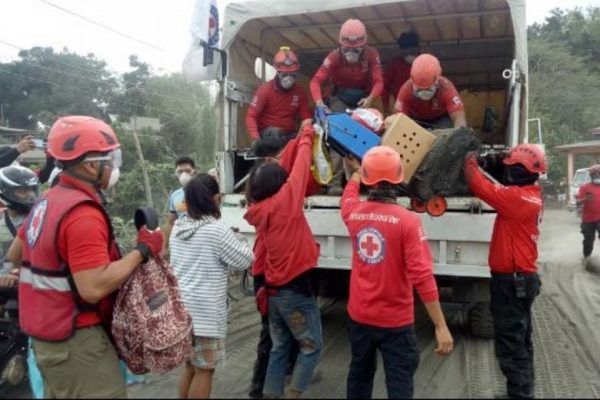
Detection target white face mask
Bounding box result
[344,52,360,64]
[593,178,600,185]
[178,172,193,187]
[414,89,436,101]
[403,54,416,64]
[106,167,120,190]
[280,76,296,90]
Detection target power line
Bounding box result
[39,0,166,52]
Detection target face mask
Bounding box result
[178,172,192,187]
[280,75,296,90]
[403,54,416,64]
[106,167,120,190]
[414,89,436,101]
[344,52,360,64]
[593,178,600,185]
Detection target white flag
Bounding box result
[183,0,221,82]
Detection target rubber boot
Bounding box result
[327,150,344,196]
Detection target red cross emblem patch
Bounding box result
[357,227,385,265]
[27,199,48,247]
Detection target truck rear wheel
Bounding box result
[468,302,494,339]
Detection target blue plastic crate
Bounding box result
[323,113,381,160]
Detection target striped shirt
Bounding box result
[170,216,254,338]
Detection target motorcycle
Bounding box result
[0,286,27,388]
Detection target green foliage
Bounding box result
[528,7,600,182]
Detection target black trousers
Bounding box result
[581,221,600,257]
[249,274,299,398]
[491,273,541,399]
[346,320,419,399]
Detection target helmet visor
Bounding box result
[83,149,122,169]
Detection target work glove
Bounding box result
[135,225,164,263]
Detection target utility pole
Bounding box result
[131,116,154,208]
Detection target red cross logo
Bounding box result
[360,235,379,257]
[27,199,48,247]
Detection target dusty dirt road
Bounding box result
[4,208,600,398]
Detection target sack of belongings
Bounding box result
[410,127,481,200]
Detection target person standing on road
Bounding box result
[381,31,420,116]
[170,173,254,399]
[310,18,384,195]
[341,147,454,399]
[248,132,321,398]
[244,124,322,399]
[9,115,164,398]
[576,164,600,262]
[246,46,312,154]
[386,53,466,130]
[162,156,197,255]
[464,144,546,399]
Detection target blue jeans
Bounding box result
[263,288,322,397]
[347,320,420,399]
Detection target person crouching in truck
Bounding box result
[244,124,322,399]
[8,116,164,398]
[246,46,312,155]
[464,144,546,399]
[341,147,453,399]
[386,54,466,130]
[248,133,321,398]
[576,164,600,263]
[309,18,383,195]
[381,31,420,116]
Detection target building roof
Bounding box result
[555,140,600,154]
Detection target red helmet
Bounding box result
[411,54,442,89]
[47,116,120,162]
[273,46,300,73]
[503,144,547,174]
[361,146,404,185]
[351,108,384,133]
[590,164,600,178]
[339,19,367,48]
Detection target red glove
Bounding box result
[136,226,163,263]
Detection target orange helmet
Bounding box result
[47,116,120,162]
[503,144,547,174]
[411,54,442,89]
[339,19,367,48]
[360,146,404,185]
[273,46,300,73]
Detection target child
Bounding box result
[170,174,254,399]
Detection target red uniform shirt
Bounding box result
[244,125,320,286]
[18,175,112,328]
[341,180,439,328]
[310,47,384,103]
[245,79,311,140]
[382,56,411,108]
[394,76,464,120]
[465,162,542,274]
[251,133,321,276]
[577,183,600,223]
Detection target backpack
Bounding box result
[112,257,193,375]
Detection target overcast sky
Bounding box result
[1,0,599,74]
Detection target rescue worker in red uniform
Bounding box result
[341,147,453,399]
[576,164,600,261]
[248,130,321,399]
[11,116,163,398]
[388,53,466,130]
[464,144,546,399]
[246,46,312,153]
[310,18,384,195]
[381,31,420,116]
